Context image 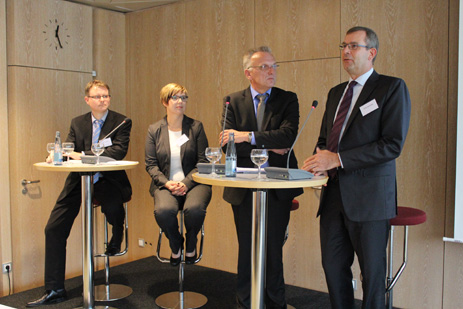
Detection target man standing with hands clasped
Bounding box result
[219,46,303,309]
[302,26,411,308]
[27,80,132,307]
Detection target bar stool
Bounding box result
[155,210,207,309]
[93,200,132,301]
[386,206,427,309]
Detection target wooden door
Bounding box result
[8,67,92,292]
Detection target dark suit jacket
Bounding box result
[317,70,411,221]
[145,115,209,196]
[223,86,304,205]
[57,109,132,202]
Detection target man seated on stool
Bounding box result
[27,80,132,307]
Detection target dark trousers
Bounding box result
[44,178,125,290]
[320,179,389,309]
[232,189,290,309]
[154,184,211,254]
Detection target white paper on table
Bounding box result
[236,167,266,174]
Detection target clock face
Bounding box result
[43,19,70,51]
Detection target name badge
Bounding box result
[176,134,189,147]
[360,99,379,116]
[100,138,112,147]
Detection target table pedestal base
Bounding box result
[155,291,207,309]
[94,284,133,301]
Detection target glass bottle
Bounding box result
[53,131,63,165]
[225,132,237,177]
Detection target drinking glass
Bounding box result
[91,142,105,165]
[62,142,75,164]
[46,143,54,163]
[251,149,268,179]
[205,147,222,177]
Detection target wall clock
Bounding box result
[43,19,70,51]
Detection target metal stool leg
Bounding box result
[94,202,132,301]
[155,211,207,309]
[386,225,409,309]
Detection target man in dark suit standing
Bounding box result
[27,80,132,307]
[302,27,411,308]
[219,46,303,309]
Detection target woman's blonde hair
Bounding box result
[160,83,188,105]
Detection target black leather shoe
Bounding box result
[26,289,67,307]
[170,255,181,266]
[185,253,197,265]
[105,237,122,256]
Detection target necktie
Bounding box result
[93,119,103,145]
[92,119,103,183]
[326,81,357,177]
[256,93,268,131]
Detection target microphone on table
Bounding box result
[101,118,130,141]
[220,96,231,150]
[265,100,318,180]
[197,98,230,175]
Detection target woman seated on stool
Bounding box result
[145,83,212,266]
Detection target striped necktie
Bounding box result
[326,81,357,177]
[256,93,268,131]
[92,119,103,183]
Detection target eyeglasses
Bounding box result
[88,95,111,100]
[339,43,369,50]
[247,64,279,71]
[171,95,188,102]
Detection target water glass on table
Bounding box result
[205,147,222,177]
[46,143,54,163]
[62,142,75,164]
[91,142,105,165]
[251,149,268,179]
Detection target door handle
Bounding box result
[21,179,40,194]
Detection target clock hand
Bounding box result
[55,25,63,49]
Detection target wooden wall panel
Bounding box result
[8,67,91,292]
[277,58,341,290]
[0,0,12,296]
[93,9,126,114]
[342,0,448,307]
[443,0,463,307]
[6,0,92,72]
[126,2,187,260]
[92,8,128,268]
[255,0,340,62]
[184,0,254,272]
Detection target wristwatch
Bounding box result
[248,132,253,143]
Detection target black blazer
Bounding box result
[58,110,132,202]
[317,70,411,221]
[222,86,304,205]
[145,115,209,196]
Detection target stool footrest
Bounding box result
[155,291,207,309]
[94,283,133,301]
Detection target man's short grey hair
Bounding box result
[243,46,273,70]
[346,26,379,63]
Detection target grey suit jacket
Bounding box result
[145,115,209,196]
[317,70,411,221]
[222,86,304,205]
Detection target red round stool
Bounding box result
[386,206,426,309]
[283,200,300,245]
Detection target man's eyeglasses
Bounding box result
[171,95,188,102]
[247,64,279,72]
[88,95,111,100]
[339,43,369,50]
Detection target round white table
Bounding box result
[192,172,327,309]
[34,161,138,309]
